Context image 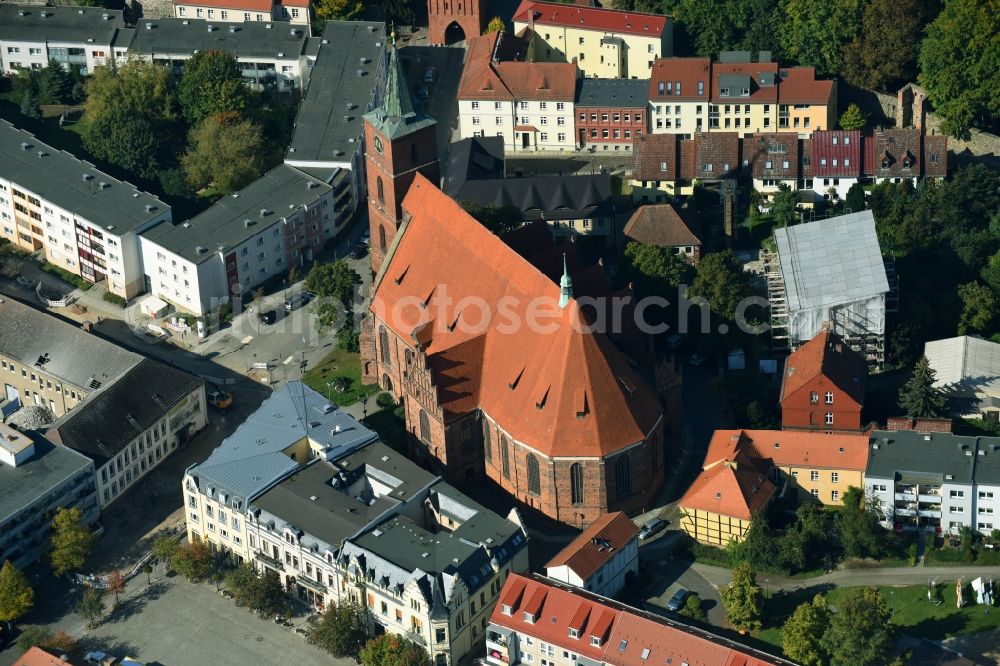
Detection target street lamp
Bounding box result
[764,578,770,600]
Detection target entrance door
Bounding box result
[521,132,530,149]
[579,128,586,147]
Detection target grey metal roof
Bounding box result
[362,45,436,141]
[189,381,377,503]
[974,438,1000,486]
[775,210,889,313]
[285,21,386,167]
[866,430,979,485]
[443,137,505,196]
[718,73,752,95]
[0,5,124,46]
[139,164,332,264]
[0,121,169,235]
[47,358,203,467]
[924,336,1000,400]
[575,78,648,108]
[0,438,92,525]
[128,18,309,60]
[0,297,142,391]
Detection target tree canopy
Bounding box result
[688,250,754,322]
[49,507,94,576]
[821,587,894,666]
[838,103,868,131]
[667,0,781,58]
[458,201,523,236]
[177,50,252,125]
[171,540,213,582]
[782,594,830,666]
[306,260,362,331]
[0,560,34,628]
[76,588,105,629]
[780,0,865,77]
[771,184,800,228]
[360,634,432,666]
[182,114,265,192]
[84,106,162,180]
[619,241,695,299]
[841,0,924,91]
[897,356,948,418]
[314,0,364,30]
[835,486,888,559]
[720,562,763,631]
[308,601,371,658]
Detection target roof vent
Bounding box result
[978,449,985,456]
[34,150,45,158]
[924,435,932,441]
[309,495,318,501]
[356,69,364,76]
[207,24,215,32]
[291,28,299,35]
[243,219,253,227]
[182,19,189,24]
[195,246,207,254]
[228,25,237,33]
[82,173,93,182]
[277,52,284,57]
[78,8,84,13]
[966,450,973,456]
[259,208,270,216]
[87,38,94,43]
[333,149,344,156]
[359,57,369,64]
[266,23,272,28]
[102,12,110,19]
[19,142,30,150]
[98,181,109,189]
[182,222,191,228]
[145,204,154,212]
[306,181,316,189]
[18,9,26,16]
[367,24,376,31]
[145,22,153,29]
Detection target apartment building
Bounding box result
[574,78,648,149]
[867,430,1000,536]
[628,131,738,201]
[458,32,577,152]
[0,4,127,75]
[809,129,862,200]
[647,57,710,137]
[172,0,310,28]
[0,121,171,299]
[744,132,801,194]
[47,359,206,508]
[139,164,336,316]
[127,18,315,91]
[544,512,639,598]
[512,0,672,79]
[863,127,949,185]
[184,382,529,665]
[0,422,98,569]
[487,573,794,666]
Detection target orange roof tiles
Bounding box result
[780,327,867,405]
[13,648,69,666]
[623,204,701,248]
[458,32,576,102]
[631,133,680,180]
[678,454,776,520]
[777,66,834,105]
[545,511,639,580]
[705,429,870,472]
[513,0,670,37]
[648,57,711,101]
[172,0,273,10]
[370,174,662,459]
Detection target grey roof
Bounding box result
[189,381,377,504]
[0,438,92,524]
[924,336,1000,400]
[973,437,1000,486]
[0,121,169,235]
[718,73,752,94]
[575,78,648,108]
[443,137,506,195]
[0,4,124,45]
[139,164,332,264]
[447,172,613,221]
[47,358,203,467]
[775,210,889,312]
[0,297,142,391]
[286,21,386,166]
[128,18,309,59]
[867,430,980,485]
[254,441,435,549]
[362,45,436,141]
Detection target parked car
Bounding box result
[423,66,437,83]
[84,652,118,666]
[639,517,666,540]
[360,230,371,246]
[284,291,313,312]
[666,588,690,612]
[257,309,277,325]
[206,388,233,411]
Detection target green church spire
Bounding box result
[382,44,416,120]
[559,254,573,308]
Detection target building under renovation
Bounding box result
[766,210,896,369]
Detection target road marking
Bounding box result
[282,355,294,365]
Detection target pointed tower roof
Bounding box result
[559,253,573,308]
[363,43,437,140]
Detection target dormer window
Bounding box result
[741,87,750,96]
[590,636,601,647]
[501,604,512,615]
[523,611,535,624]
[569,628,579,638]
[720,87,730,97]
[902,154,914,169]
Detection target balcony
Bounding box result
[296,575,327,594]
[918,508,941,518]
[919,494,942,504]
[895,492,917,502]
[255,551,282,569]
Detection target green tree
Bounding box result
[958,281,998,335]
[670,0,781,57]
[306,260,362,331]
[105,570,126,606]
[338,324,360,353]
[835,486,887,559]
[719,562,763,631]
[838,103,869,131]
[0,561,34,630]
[486,16,505,33]
[181,114,265,192]
[142,563,153,586]
[821,587,894,666]
[49,507,94,576]
[729,514,779,572]
[619,241,695,298]
[918,0,1000,138]
[678,593,707,622]
[897,356,948,418]
[782,594,831,666]
[780,0,865,77]
[458,201,523,235]
[308,601,371,658]
[171,540,213,582]
[771,183,800,228]
[841,0,923,91]
[19,90,41,121]
[152,536,180,569]
[360,634,432,666]
[177,50,252,125]
[314,0,364,30]
[688,250,753,321]
[84,58,177,122]
[16,627,78,656]
[76,588,105,629]
[845,182,866,213]
[224,562,259,608]
[83,105,161,179]
[247,569,286,617]
[37,60,70,105]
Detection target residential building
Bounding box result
[184,381,528,665]
[744,132,801,194]
[364,173,665,526]
[691,131,740,184]
[0,296,143,418]
[126,17,315,91]
[680,428,869,545]
[622,204,701,264]
[544,511,639,598]
[866,429,1000,536]
[47,358,206,508]
[444,137,618,244]
[486,573,795,666]
[0,423,98,569]
[863,127,949,184]
[628,131,738,201]
[138,164,336,316]
[512,0,672,79]
[428,0,485,45]
[364,44,439,274]
[0,4,126,75]
[172,0,310,27]
[458,31,578,153]
[924,336,1000,420]
[14,647,75,666]
[809,129,861,201]
[768,210,891,368]
[285,21,386,207]
[0,121,171,299]
[574,78,648,149]
[647,57,711,137]
[780,326,868,431]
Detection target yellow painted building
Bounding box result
[772,464,865,507]
[678,458,776,546]
[679,508,754,547]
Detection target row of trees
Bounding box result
[614,0,996,137]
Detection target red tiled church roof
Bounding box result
[371,174,662,459]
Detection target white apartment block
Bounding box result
[0,121,171,299]
[0,5,128,76]
[172,0,309,27]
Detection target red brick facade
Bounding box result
[575,106,647,148]
[780,328,867,432]
[428,0,485,45]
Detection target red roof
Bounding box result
[648,57,711,101]
[13,648,69,666]
[678,453,776,520]
[370,174,662,458]
[458,32,576,102]
[810,130,861,177]
[780,327,867,405]
[623,204,701,248]
[513,0,669,37]
[172,0,274,10]
[705,429,871,473]
[631,133,679,180]
[545,512,640,580]
[777,66,834,105]
[712,62,779,104]
[744,132,800,180]
[693,131,740,178]
[863,128,922,177]
[923,134,948,178]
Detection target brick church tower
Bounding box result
[428,0,486,45]
[363,43,439,275]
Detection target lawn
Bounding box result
[301,348,378,406]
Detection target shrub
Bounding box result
[375,392,396,409]
[102,292,126,307]
[907,543,918,566]
[39,262,91,290]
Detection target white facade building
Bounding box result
[544,512,639,598]
[0,5,127,75]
